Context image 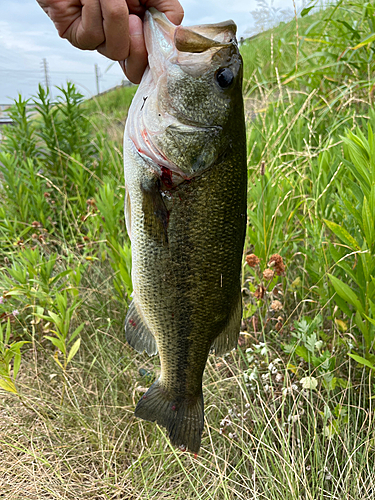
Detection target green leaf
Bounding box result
[352,33,375,50]
[0,378,17,394]
[329,244,360,286]
[328,274,364,314]
[9,341,29,352]
[324,220,361,250]
[49,269,73,286]
[301,6,315,17]
[354,311,371,348]
[67,338,81,365]
[47,311,63,331]
[44,335,66,354]
[336,20,360,38]
[342,197,362,228]
[362,196,374,247]
[2,290,26,297]
[364,314,375,327]
[348,353,375,369]
[68,322,85,344]
[295,345,310,362]
[5,320,11,346]
[13,351,21,379]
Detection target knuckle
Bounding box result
[104,2,128,20]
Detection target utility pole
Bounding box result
[95,64,100,95]
[42,58,51,91]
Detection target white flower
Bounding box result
[300,377,318,390]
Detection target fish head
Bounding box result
[128,9,244,180]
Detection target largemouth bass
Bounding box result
[124,8,247,453]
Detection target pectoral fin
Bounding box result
[141,177,169,245]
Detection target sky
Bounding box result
[0,0,310,104]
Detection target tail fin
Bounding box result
[135,379,204,453]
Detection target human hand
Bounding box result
[36,0,184,83]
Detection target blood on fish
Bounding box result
[141,129,150,146]
[161,166,173,188]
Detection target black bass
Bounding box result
[124,8,247,453]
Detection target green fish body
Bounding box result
[124,9,247,453]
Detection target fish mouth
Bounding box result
[146,8,237,50]
[144,8,237,78]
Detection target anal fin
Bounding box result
[211,292,242,355]
[125,301,158,356]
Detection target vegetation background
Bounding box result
[1,0,375,498]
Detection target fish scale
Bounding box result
[124,8,247,453]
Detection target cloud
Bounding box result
[0,21,47,54]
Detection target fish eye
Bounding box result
[215,68,234,89]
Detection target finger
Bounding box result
[126,0,184,26]
[63,0,105,50]
[96,0,131,61]
[148,0,184,25]
[119,14,148,84]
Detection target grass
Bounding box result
[1,0,375,497]
[1,337,375,499]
